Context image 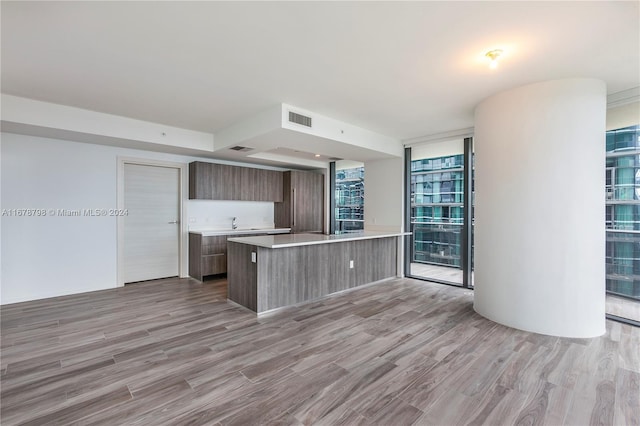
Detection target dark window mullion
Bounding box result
[462,137,474,289]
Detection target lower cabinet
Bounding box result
[202,253,226,276]
[189,234,228,281]
[190,233,268,281]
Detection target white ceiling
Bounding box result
[1,1,639,151]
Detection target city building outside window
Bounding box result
[606,124,640,300]
[411,154,464,267]
[335,165,364,233]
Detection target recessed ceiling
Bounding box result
[1,1,638,143]
[262,148,338,163]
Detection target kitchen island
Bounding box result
[227,231,409,313]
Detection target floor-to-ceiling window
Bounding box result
[606,124,640,323]
[334,161,364,233]
[406,138,473,287]
[403,127,639,324]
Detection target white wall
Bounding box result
[282,104,403,158]
[213,104,282,150]
[363,157,405,277]
[607,101,640,131]
[0,132,281,304]
[363,158,404,233]
[187,201,274,231]
[2,94,214,152]
[411,138,464,160]
[473,78,606,338]
[335,160,364,170]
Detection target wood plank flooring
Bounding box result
[606,294,640,323]
[1,276,638,425]
[410,262,471,285]
[412,262,640,324]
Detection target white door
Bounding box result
[124,163,180,283]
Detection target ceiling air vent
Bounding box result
[288,111,312,128]
[329,157,343,161]
[229,146,253,152]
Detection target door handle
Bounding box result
[168,221,180,224]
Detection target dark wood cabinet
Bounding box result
[239,166,257,201]
[189,162,283,202]
[275,171,324,233]
[256,168,284,202]
[190,232,282,281]
[189,161,214,199]
[189,234,228,281]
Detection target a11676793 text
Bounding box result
[1,208,129,217]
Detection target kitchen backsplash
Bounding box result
[186,200,275,230]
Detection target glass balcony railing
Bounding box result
[411,222,463,268]
[606,229,640,300]
[335,219,364,233]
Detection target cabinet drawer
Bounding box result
[202,236,227,255]
[202,254,226,275]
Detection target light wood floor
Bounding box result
[412,262,640,323]
[1,277,638,425]
[410,262,465,284]
[606,294,640,323]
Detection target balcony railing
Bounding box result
[606,229,640,300]
[335,219,364,233]
[411,222,463,268]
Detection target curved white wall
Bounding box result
[474,79,606,338]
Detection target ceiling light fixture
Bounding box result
[314,154,321,158]
[485,49,503,69]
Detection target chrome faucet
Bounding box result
[232,217,238,230]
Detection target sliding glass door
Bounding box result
[405,138,473,287]
[605,125,640,324]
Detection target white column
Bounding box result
[473,79,606,338]
[364,157,405,276]
[364,158,404,233]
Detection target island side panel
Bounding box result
[256,246,306,312]
[227,241,258,311]
[351,237,398,287]
[304,243,331,301]
[328,241,351,294]
[188,233,202,281]
[256,237,398,313]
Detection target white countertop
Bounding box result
[227,231,411,249]
[189,228,291,237]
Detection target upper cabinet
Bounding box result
[189,162,283,202]
[275,171,324,233]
